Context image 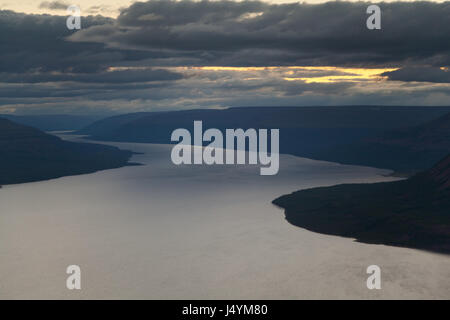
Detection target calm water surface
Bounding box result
[0,135,448,299]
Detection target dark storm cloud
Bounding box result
[69,0,450,68]
[2,1,450,74]
[0,81,174,99]
[382,67,450,83]
[0,69,183,83]
[0,10,159,74]
[0,10,113,73]
[0,10,186,113]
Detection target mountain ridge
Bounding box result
[78,106,450,172]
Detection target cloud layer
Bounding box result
[383,67,450,83]
[0,1,449,115]
[69,0,450,68]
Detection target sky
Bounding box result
[0,0,449,115]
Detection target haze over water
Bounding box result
[0,135,449,299]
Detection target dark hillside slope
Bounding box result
[273,154,450,254]
[318,112,450,172]
[0,118,132,185]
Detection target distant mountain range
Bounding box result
[0,118,133,186]
[78,106,450,172]
[273,153,450,254]
[0,114,103,131]
[316,111,450,173]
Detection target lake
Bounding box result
[0,135,449,299]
